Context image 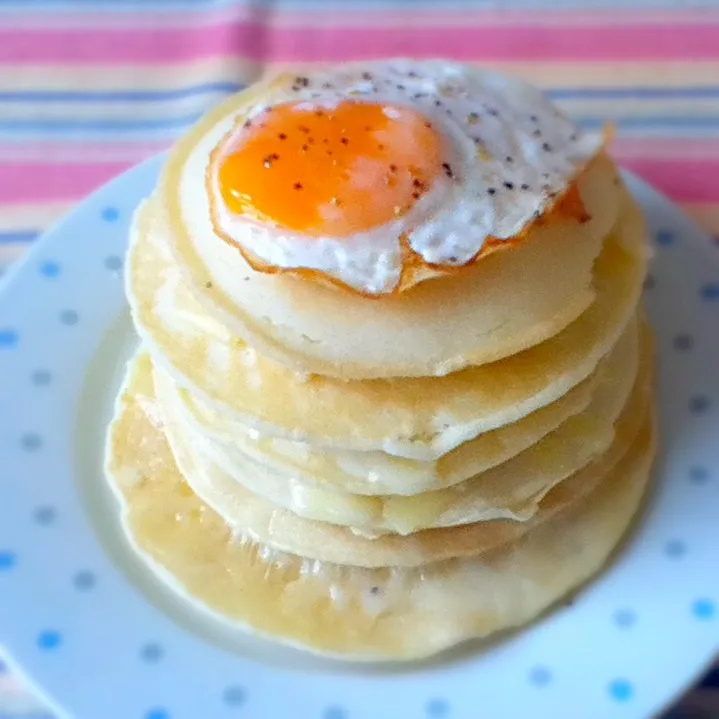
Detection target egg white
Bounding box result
[203,60,602,295]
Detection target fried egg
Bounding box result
[207,60,603,295]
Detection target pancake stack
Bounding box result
[105,60,656,660]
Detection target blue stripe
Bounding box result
[0,231,40,244]
[3,114,719,134]
[551,86,719,100]
[0,83,242,103]
[2,84,719,104]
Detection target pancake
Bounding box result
[127,196,646,460]
[158,331,650,565]
[161,120,621,379]
[106,350,656,660]
[153,317,643,536]
[165,365,598,497]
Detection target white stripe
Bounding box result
[0,202,73,232]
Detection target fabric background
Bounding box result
[0,0,717,716]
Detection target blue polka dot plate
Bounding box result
[0,157,718,719]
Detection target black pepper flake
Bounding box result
[412,178,423,188]
[204,281,213,289]
[327,150,333,156]
[308,137,315,145]
[505,155,513,163]
[504,181,514,190]
[293,182,303,190]
[321,82,333,89]
[467,111,480,123]
[378,143,386,150]
[340,137,349,145]
[314,110,324,117]
[487,187,497,195]
[362,72,373,80]
[488,108,499,117]
[424,122,432,129]
[262,153,279,168]
[369,586,380,595]
[302,144,309,151]
[413,92,428,99]
[530,114,539,123]
[408,71,418,78]
[243,120,252,128]
[412,192,420,199]
[542,142,553,152]
[396,83,405,90]
[298,125,310,134]
[244,277,250,282]
[570,133,578,141]
[278,132,287,140]
[291,85,300,92]
[434,99,443,107]
[442,162,454,179]
[532,129,542,138]
[389,164,398,172]
[447,255,458,263]
[294,76,310,87]
[521,183,530,190]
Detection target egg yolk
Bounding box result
[216,101,444,237]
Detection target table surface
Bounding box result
[1,1,718,716]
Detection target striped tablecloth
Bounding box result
[1,1,718,716]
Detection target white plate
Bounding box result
[0,157,718,719]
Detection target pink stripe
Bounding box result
[0,162,131,203]
[620,158,719,203]
[0,141,167,163]
[612,139,719,160]
[3,23,719,64]
[3,157,719,206]
[2,8,716,31]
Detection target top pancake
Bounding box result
[158,77,623,379]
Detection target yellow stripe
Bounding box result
[5,59,719,93]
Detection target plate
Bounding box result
[0,156,718,719]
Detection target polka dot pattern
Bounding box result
[141,643,164,663]
[105,255,123,272]
[34,506,56,525]
[608,679,633,702]
[60,309,79,325]
[665,539,686,558]
[31,369,52,386]
[701,282,719,300]
[529,667,552,686]
[673,333,693,351]
[37,630,62,651]
[144,708,169,719]
[0,151,717,719]
[613,609,636,628]
[102,207,120,222]
[73,571,96,590]
[689,395,711,414]
[692,599,715,620]
[655,230,674,246]
[20,433,42,451]
[39,261,60,278]
[689,466,709,484]
[0,329,18,348]
[223,686,246,706]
